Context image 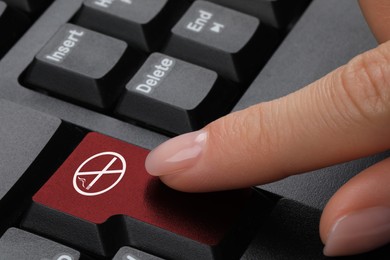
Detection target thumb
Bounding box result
[320,157,390,256]
[145,41,390,193]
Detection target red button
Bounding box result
[28,132,267,259]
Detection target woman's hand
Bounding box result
[145,0,390,256]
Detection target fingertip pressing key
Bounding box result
[145,130,207,177]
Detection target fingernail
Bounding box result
[145,130,207,176]
[324,207,390,256]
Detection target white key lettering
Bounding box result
[56,255,73,260]
[94,0,132,8]
[45,30,84,63]
[187,10,213,33]
[135,58,174,94]
[94,0,113,8]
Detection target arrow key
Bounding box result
[164,0,277,83]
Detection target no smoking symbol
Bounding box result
[73,152,126,196]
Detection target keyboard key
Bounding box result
[0,1,29,58]
[23,23,137,109]
[113,247,163,260]
[22,132,274,259]
[2,0,52,14]
[115,53,239,135]
[0,228,81,260]
[205,0,311,28]
[164,0,275,83]
[74,0,178,52]
[0,99,83,233]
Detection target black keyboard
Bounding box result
[0,0,389,259]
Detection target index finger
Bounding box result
[359,0,390,43]
[146,41,390,192]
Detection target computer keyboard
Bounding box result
[0,0,389,259]
[19,0,288,135]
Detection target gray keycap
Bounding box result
[115,53,238,134]
[0,99,60,202]
[0,1,7,54]
[205,0,311,28]
[172,0,258,53]
[2,0,50,13]
[164,0,271,83]
[0,1,4,14]
[75,0,172,51]
[0,228,80,260]
[0,1,29,58]
[0,99,82,231]
[0,1,7,16]
[24,23,132,109]
[112,247,163,260]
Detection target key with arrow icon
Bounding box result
[164,0,278,83]
[210,22,224,33]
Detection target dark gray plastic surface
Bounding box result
[0,228,80,259]
[205,0,310,28]
[234,0,383,210]
[116,52,235,134]
[172,1,259,53]
[242,198,390,259]
[113,246,164,260]
[0,1,5,15]
[0,0,388,258]
[0,1,30,58]
[75,0,169,51]
[0,0,383,210]
[0,99,60,200]
[165,0,262,82]
[82,0,166,24]
[0,0,166,150]
[2,0,50,13]
[26,23,128,108]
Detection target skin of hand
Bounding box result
[145,0,390,256]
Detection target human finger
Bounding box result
[359,0,390,43]
[145,41,390,192]
[320,156,390,256]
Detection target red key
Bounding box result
[22,132,273,259]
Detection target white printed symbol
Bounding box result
[41,253,74,260]
[210,22,224,33]
[73,152,126,196]
[125,255,137,260]
[55,255,73,260]
[94,0,113,8]
[94,0,131,8]
[186,9,213,33]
